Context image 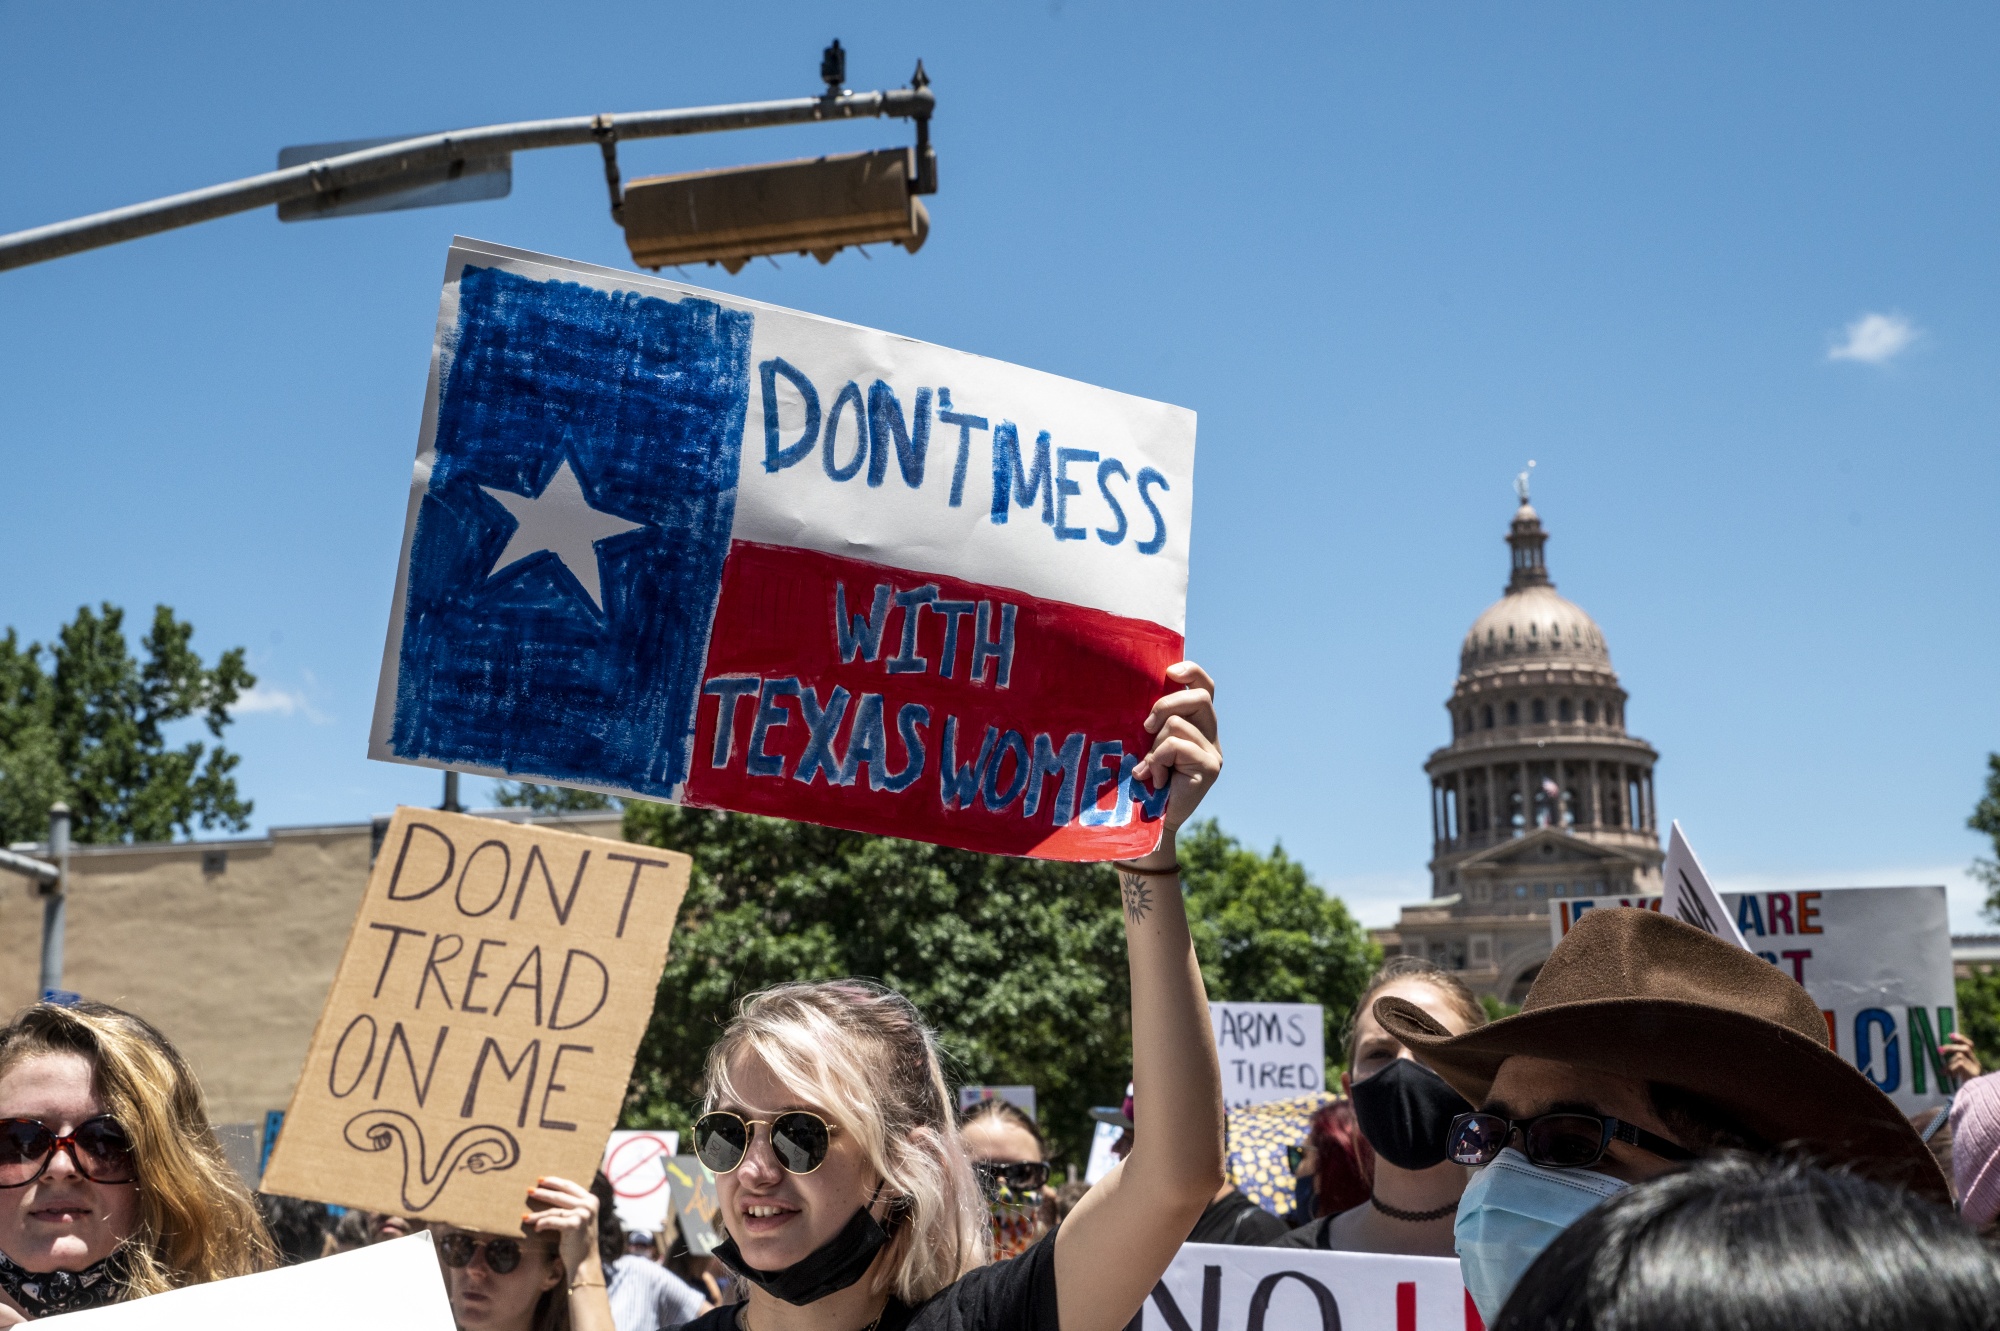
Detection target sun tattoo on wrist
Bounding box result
[1120,871,1154,924]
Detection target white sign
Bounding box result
[1132,1243,1474,1331]
[39,1232,452,1331]
[1084,1119,1123,1184]
[600,1128,681,1235]
[1552,885,1957,1113]
[1210,1002,1325,1108]
[1660,822,1748,949]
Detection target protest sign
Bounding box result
[1660,822,1748,948]
[664,1153,725,1255]
[958,1084,1037,1117]
[1084,1118,1123,1184]
[601,1128,681,1235]
[1210,1002,1325,1108]
[1132,1243,1478,1331]
[1552,885,1957,1113]
[370,238,1196,862]
[39,1232,452,1331]
[261,808,689,1232]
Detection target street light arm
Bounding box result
[0,86,934,273]
[0,847,58,885]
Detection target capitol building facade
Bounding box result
[1374,490,1664,1003]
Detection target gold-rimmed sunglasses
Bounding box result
[693,1110,835,1175]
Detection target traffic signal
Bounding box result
[618,147,929,274]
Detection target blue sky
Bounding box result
[3,3,1995,930]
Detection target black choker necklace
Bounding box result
[1369,1194,1458,1223]
[0,1245,130,1316]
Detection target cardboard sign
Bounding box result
[38,1232,453,1331]
[958,1084,1037,1118]
[1133,1244,1478,1331]
[1210,1002,1325,1108]
[370,238,1197,861]
[664,1154,725,1255]
[1552,885,1957,1113]
[601,1128,680,1235]
[261,808,688,1231]
[1660,822,1748,949]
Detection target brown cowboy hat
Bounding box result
[1375,908,1948,1203]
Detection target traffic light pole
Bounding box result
[0,80,934,273]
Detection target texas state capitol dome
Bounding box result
[1376,490,1664,1004]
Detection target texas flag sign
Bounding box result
[370,239,1196,860]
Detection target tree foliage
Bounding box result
[1971,752,2000,920]
[492,781,619,813]
[618,809,1378,1165]
[1957,969,2000,1071]
[0,604,253,845]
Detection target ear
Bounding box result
[540,1255,566,1294]
[1340,1070,1352,1097]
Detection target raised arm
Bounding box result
[1054,661,1226,1331]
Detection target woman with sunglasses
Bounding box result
[0,1001,272,1322]
[956,1100,1053,1262]
[1272,957,1487,1257]
[678,661,1226,1331]
[435,1174,615,1331]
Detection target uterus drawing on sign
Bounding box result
[343,1109,522,1212]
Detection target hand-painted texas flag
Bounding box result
[371,239,1196,860]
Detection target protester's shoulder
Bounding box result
[898,1229,1061,1331]
[1268,1215,1334,1249]
[1232,1199,1291,1244]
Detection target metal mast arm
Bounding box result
[0,85,934,273]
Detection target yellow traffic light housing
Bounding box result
[618,147,930,274]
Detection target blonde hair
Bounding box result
[0,1002,275,1296]
[1342,956,1488,1067]
[703,982,987,1303]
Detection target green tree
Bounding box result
[0,604,253,845]
[1178,820,1381,1065]
[1972,753,2000,919]
[1958,969,2000,1071]
[618,809,1377,1165]
[492,781,619,813]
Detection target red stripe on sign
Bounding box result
[1397,1281,1416,1331]
[1465,1288,1486,1331]
[682,541,1183,860]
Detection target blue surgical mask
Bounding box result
[1455,1147,1629,1323]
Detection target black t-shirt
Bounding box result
[680,1229,1059,1331]
[1268,1214,1336,1249]
[1185,1190,1290,1246]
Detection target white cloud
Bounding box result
[233,684,328,724]
[1827,312,1919,365]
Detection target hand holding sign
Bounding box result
[1134,662,1222,847]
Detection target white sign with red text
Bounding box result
[1132,1244,1478,1331]
[1552,885,1955,1113]
[600,1129,680,1235]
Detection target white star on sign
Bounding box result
[480,460,644,612]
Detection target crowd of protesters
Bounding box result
[4,662,2000,1330]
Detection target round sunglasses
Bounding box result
[694,1110,834,1176]
[437,1233,531,1274]
[0,1116,136,1188]
[1448,1111,1695,1170]
[973,1160,1050,1200]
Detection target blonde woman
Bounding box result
[1273,957,1488,1256]
[676,662,1226,1331]
[0,1002,273,1321]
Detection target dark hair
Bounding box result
[253,1193,331,1265]
[957,1098,1046,1158]
[1495,1154,2000,1331]
[1646,1082,1769,1154]
[590,1172,624,1270]
[1308,1099,1374,1218]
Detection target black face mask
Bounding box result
[1350,1058,1472,1171]
[0,1244,129,1317]
[712,1199,901,1306]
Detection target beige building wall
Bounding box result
[0,811,623,1162]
